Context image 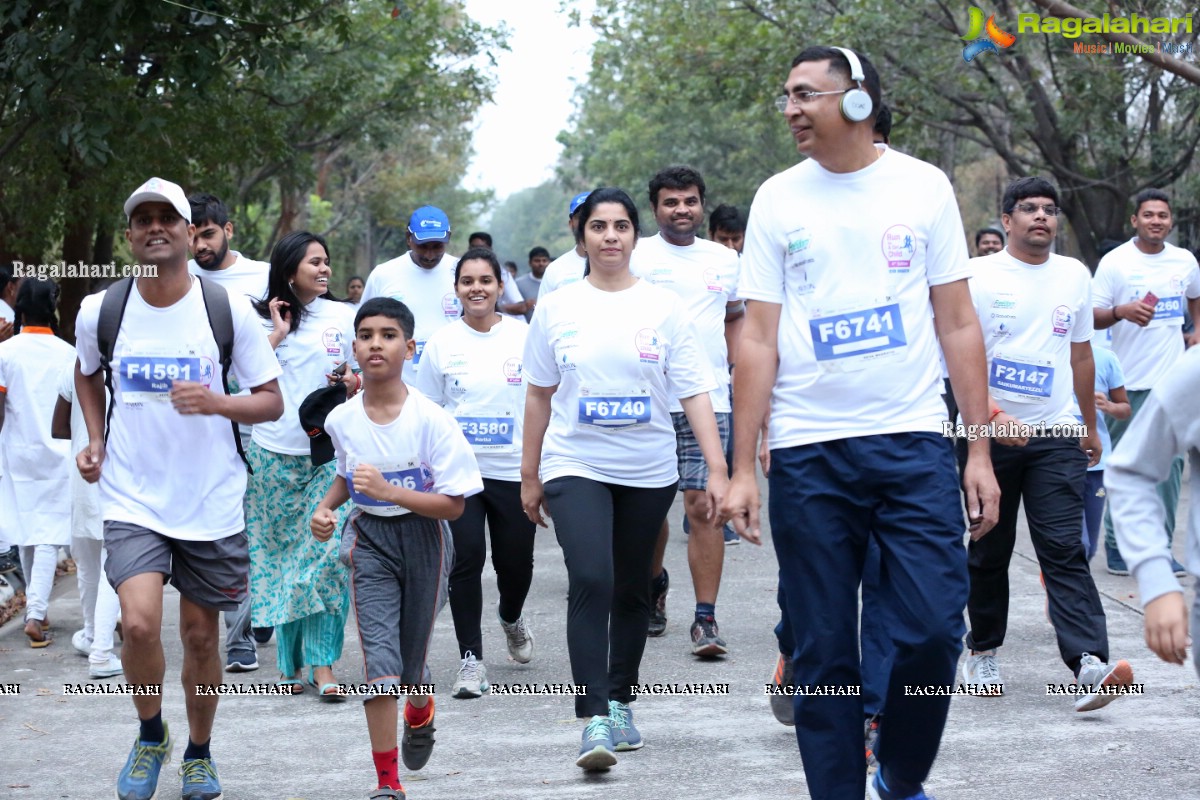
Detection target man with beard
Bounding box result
[187,192,273,672]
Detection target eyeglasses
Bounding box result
[1013,203,1061,217]
[774,89,851,112]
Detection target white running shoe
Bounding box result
[71,629,93,657]
[962,649,1003,695]
[1074,653,1134,712]
[452,652,490,698]
[89,655,124,679]
[499,612,534,663]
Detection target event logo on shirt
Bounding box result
[635,329,662,363]
[418,461,436,492]
[1051,305,1073,336]
[1170,275,1185,294]
[703,267,725,293]
[503,357,523,385]
[881,225,916,272]
[441,292,461,319]
[199,357,216,387]
[322,327,343,356]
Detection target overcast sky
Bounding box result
[462,0,597,202]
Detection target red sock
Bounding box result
[404,697,434,727]
[372,748,401,790]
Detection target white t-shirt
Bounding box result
[969,249,1093,426]
[524,279,717,486]
[252,297,356,455]
[188,254,270,396]
[632,233,739,413]
[58,365,103,540]
[415,316,528,481]
[326,388,483,517]
[75,279,282,541]
[499,278,526,320]
[537,249,587,301]
[0,329,74,546]
[0,298,12,323]
[739,146,971,448]
[360,252,460,382]
[1092,238,1200,390]
[187,252,270,304]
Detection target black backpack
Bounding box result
[96,276,252,472]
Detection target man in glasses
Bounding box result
[725,46,997,800]
[959,177,1132,713]
[1092,189,1200,577]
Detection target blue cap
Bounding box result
[568,191,591,217]
[408,206,451,242]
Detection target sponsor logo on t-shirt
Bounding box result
[1170,275,1185,294]
[992,321,1013,338]
[992,299,1016,309]
[881,224,916,271]
[703,267,724,293]
[503,357,523,385]
[635,329,661,362]
[786,227,811,256]
[322,327,343,356]
[558,352,576,372]
[442,293,461,319]
[1051,305,1072,336]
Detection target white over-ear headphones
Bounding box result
[832,46,873,123]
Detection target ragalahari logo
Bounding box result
[962,7,1016,62]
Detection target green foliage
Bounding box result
[487,181,580,271]
[559,0,1200,263]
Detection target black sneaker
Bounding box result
[401,704,436,771]
[648,569,669,637]
[689,615,728,657]
[252,626,274,645]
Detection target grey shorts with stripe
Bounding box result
[340,510,454,700]
[671,411,732,491]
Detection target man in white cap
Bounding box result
[360,205,459,382]
[74,177,283,800]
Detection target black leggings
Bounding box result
[544,476,678,718]
[447,478,537,660]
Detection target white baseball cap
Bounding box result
[123,177,192,222]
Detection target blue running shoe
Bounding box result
[116,723,174,800]
[607,700,643,751]
[180,757,222,800]
[575,715,617,771]
[868,770,937,800]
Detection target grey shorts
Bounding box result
[671,411,731,492]
[341,511,454,699]
[103,521,249,611]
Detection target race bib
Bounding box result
[577,388,651,431]
[989,351,1054,404]
[809,299,907,372]
[1148,294,1184,328]
[413,340,427,366]
[119,345,208,405]
[347,457,432,515]
[455,404,516,452]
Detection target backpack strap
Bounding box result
[96,277,135,446]
[197,276,253,474]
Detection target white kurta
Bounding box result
[0,329,75,546]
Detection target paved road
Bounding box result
[2,474,1197,800]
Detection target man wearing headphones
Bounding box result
[724,47,998,800]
